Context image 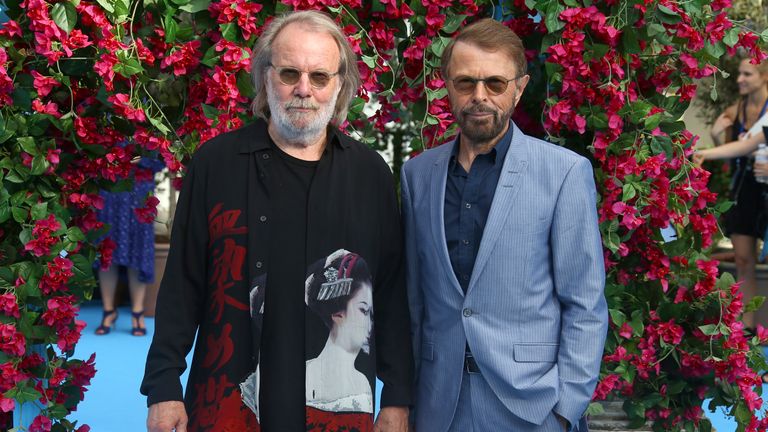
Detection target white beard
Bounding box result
[267,77,339,147]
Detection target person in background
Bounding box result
[703,57,768,331]
[141,10,412,432]
[402,18,607,432]
[95,155,163,336]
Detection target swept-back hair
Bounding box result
[441,18,527,79]
[250,10,361,124]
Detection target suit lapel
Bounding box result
[467,124,528,295]
[429,142,464,296]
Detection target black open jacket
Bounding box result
[140,119,413,430]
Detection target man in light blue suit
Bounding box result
[401,19,608,432]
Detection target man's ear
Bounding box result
[514,74,531,106]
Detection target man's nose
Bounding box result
[293,73,312,97]
[471,81,489,102]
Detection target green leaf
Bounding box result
[220,22,237,42]
[704,41,725,60]
[17,136,38,155]
[609,308,627,326]
[426,87,448,101]
[544,9,564,33]
[361,55,377,69]
[11,207,27,223]
[647,23,666,37]
[113,0,130,22]
[430,36,452,57]
[629,310,644,336]
[114,57,144,78]
[585,402,605,416]
[723,28,739,47]
[51,2,77,34]
[348,97,366,116]
[147,116,171,136]
[604,231,620,253]
[201,45,221,67]
[66,227,86,242]
[236,70,254,99]
[6,383,41,404]
[0,203,10,224]
[201,104,219,120]
[621,28,641,54]
[30,154,48,176]
[94,0,114,13]
[179,0,210,13]
[698,324,719,336]
[657,4,679,17]
[745,295,765,313]
[30,202,48,221]
[621,183,636,201]
[164,14,178,44]
[442,14,466,34]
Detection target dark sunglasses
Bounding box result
[450,74,526,95]
[269,64,339,89]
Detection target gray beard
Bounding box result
[456,105,513,145]
[267,77,339,147]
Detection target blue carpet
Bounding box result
[68,302,754,431]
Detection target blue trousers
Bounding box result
[447,370,578,432]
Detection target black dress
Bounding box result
[724,101,768,238]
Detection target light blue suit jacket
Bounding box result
[401,123,608,432]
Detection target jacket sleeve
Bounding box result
[400,164,422,399]
[373,160,414,408]
[551,157,608,426]
[140,155,208,406]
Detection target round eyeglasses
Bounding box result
[449,74,526,95]
[269,64,339,89]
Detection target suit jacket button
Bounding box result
[462,308,472,317]
[256,261,263,269]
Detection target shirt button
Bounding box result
[259,215,267,222]
[255,261,263,269]
[462,275,469,281]
[262,153,270,159]
[462,239,470,245]
[465,203,472,209]
[463,308,473,317]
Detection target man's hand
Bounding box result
[147,401,188,432]
[374,406,409,432]
[556,414,569,432]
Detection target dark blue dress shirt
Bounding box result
[444,123,514,293]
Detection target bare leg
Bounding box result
[731,234,758,328]
[96,266,120,333]
[127,268,146,332]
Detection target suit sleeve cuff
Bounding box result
[380,384,413,408]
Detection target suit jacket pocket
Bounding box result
[513,343,558,363]
[421,342,434,361]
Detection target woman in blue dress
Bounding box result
[95,157,164,336]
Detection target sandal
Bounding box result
[95,309,118,335]
[131,310,147,336]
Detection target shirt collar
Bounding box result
[449,120,515,165]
